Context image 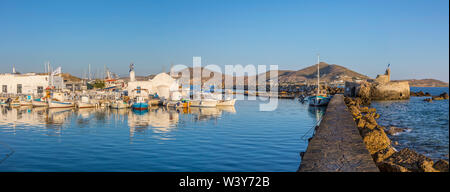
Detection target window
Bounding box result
[2,85,6,93]
[37,86,43,94]
[17,84,22,94]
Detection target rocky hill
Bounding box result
[253,62,369,84]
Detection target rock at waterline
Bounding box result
[433,159,449,172]
[423,98,433,102]
[378,148,438,172]
[386,126,411,136]
[430,92,449,101]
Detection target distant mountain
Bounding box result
[393,79,449,87]
[254,62,369,84]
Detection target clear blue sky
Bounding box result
[0,0,448,82]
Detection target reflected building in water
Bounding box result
[127,107,180,137]
[0,105,237,139]
[126,106,237,137]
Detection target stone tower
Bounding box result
[385,67,390,82]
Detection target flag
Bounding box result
[51,67,61,76]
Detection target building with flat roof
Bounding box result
[0,73,63,96]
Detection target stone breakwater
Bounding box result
[298,94,379,172]
[344,96,449,172]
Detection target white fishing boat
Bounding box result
[165,100,182,108]
[307,54,331,107]
[48,92,74,108]
[76,96,96,108]
[110,100,128,109]
[217,99,236,106]
[32,98,48,107]
[190,99,218,107]
[49,100,74,108]
[19,100,32,106]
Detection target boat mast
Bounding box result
[317,54,320,96]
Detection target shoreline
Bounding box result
[344,96,449,172]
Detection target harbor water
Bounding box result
[0,97,323,172]
[372,87,449,161]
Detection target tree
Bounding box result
[92,80,105,89]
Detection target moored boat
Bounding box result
[49,100,74,108]
[9,99,21,107]
[166,100,182,108]
[216,98,236,106]
[190,99,218,107]
[308,54,331,107]
[308,95,331,106]
[32,98,48,107]
[132,96,149,110]
[110,100,128,109]
[76,96,96,108]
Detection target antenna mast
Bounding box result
[317,54,320,96]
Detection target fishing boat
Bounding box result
[110,99,128,109]
[217,99,236,106]
[76,96,96,108]
[190,92,219,107]
[190,99,218,107]
[48,92,74,108]
[307,55,331,106]
[215,94,236,106]
[9,99,21,107]
[166,100,182,108]
[32,98,48,107]
[19,96,33,106]
[131,96,149,110]
[0,98,7,107]
[49,100,74,108]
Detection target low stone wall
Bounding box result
[298,94,379,172]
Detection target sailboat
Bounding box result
[307,55,331,106]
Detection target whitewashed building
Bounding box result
[126,72,180,99]
[0,73,64,96]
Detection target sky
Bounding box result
[0,0,448,82]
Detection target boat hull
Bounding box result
[216,99,236,106]
[132,102,149,110]
[190,100,218,107]
[49,101,74,108]
[308,96,330,106]
[32,100,48,107]
[77,102,96,108]
[110,102,128,109]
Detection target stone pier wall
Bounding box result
[298,94,379,172]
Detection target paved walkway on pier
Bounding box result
[298,94,379,172]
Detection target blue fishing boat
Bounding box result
[308,54,331,107]
[132,96,149,110]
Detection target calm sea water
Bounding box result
[372,87,449,161]
[0,97,324,172]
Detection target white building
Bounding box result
[0,73,64,96]
[127,72,181,99]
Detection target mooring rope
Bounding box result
[301,115,324,140]
[0,141,14,164]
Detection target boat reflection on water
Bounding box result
[0,105,237,140]
[307,106,326,123]
[128,107,180,138]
